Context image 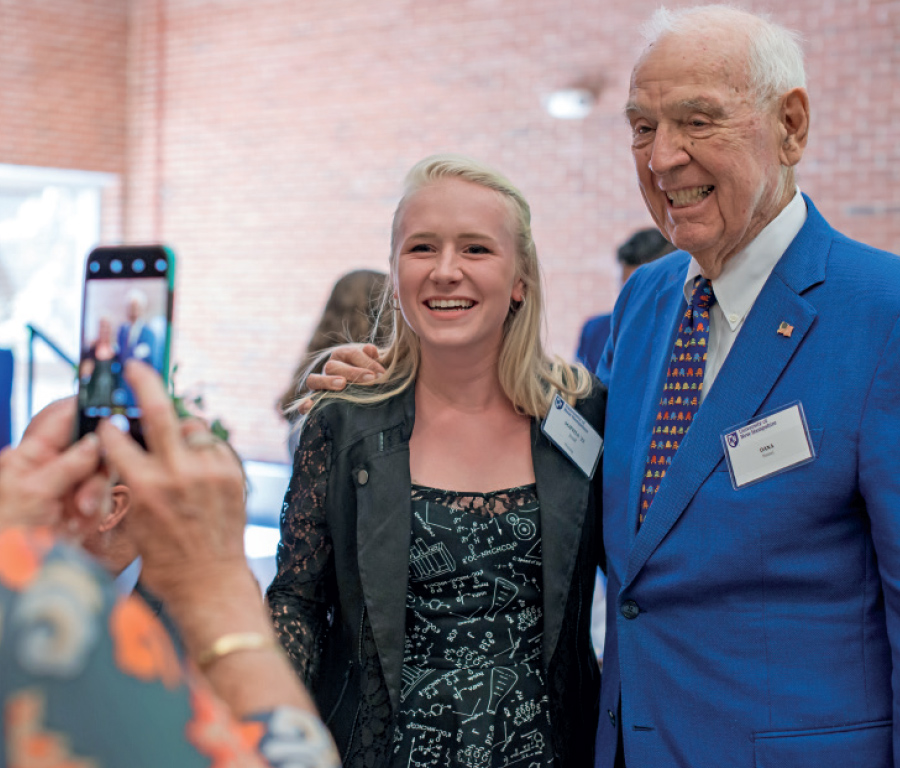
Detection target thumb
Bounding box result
[34,433,103,500]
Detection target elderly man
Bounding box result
[595,5,900,767]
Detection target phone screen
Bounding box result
[76,245,175,445]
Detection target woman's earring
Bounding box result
[510,296,526,313]
[391,296,400,311]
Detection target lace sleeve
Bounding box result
[266,412,334,686]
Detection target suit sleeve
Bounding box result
[266,411,335,686]
[595,271,642,387]
[857,315,900,762]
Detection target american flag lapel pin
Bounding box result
[777,321,794,338]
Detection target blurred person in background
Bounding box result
[278,269,389,456]
[267,154,605,768]
[576,228,674,373]
[78,316,120,409]
[0,361,339,768]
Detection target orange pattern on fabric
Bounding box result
[5,689,97,768]
[109,595,181,689]
[186,684,267,768]
[0,527,55,592]
[238,721,266,752]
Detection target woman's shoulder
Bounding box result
[306,385,414,442]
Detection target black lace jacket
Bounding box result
[267,384,606,767]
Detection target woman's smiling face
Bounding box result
[393,177,524,361]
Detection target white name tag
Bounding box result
[721,402,815,489]
[541,393,603,479]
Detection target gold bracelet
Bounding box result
[196,632,274,669]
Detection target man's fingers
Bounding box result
[334,344,385,374]
[321,360,375,384]
[306,372,348,392]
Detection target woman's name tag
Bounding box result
[541,394,603,479]
[720,401,816,489]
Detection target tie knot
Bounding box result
[692,276,716,311]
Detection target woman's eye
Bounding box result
[464,244,491,255]
[408,243,433,253]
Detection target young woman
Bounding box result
[267,155,605,768]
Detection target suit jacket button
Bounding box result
[357,469,369,485]
[621,600,640,620]
[608,709,616,727]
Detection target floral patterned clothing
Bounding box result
[0,526,339,768]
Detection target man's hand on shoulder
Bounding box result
[298,344,385,414]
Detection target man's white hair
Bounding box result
[125,288,148,310]
[642,5,806,106]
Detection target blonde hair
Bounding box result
[306,154,592,420]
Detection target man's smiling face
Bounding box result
[626,29,792,279]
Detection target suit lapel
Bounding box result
[532,419,590,671]
[624,199,830,586]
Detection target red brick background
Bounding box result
[2,0,898,461]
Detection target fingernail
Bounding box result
[334,377,347,387]
[81,433,100,449]
[360,374,375,383]
[78,495,98,517]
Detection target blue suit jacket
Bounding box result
[595,196,900,768]
[117,322,157,367]
[577,314,612,373]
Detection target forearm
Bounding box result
[164,564,319,718]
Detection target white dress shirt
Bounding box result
[683,189,807,402]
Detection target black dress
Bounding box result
[392,484,553,767]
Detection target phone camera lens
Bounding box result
[132,258,145,273]
[89,261,100,274]
[110,259,123,274]
[154,258,167,273]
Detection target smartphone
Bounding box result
[76,245,175,446]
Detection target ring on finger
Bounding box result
[184,431,221,451]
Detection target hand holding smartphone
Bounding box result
[76,246,175,447]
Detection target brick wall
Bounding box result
[0,0,127,236]
[2,0,898,461]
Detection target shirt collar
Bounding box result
[114,556,142,596]
[683,189,807,329]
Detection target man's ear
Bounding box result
[98,485,131,533]
[778,87,810,168]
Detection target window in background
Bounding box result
[0,164,115,444]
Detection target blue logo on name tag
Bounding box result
[726,431,740,448]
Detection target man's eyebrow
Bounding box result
[623,98,727,120]
[623,100,641,118]
[676,98,727,118]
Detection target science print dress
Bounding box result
[392,484,553,768]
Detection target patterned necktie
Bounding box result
[638,276,716,526]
